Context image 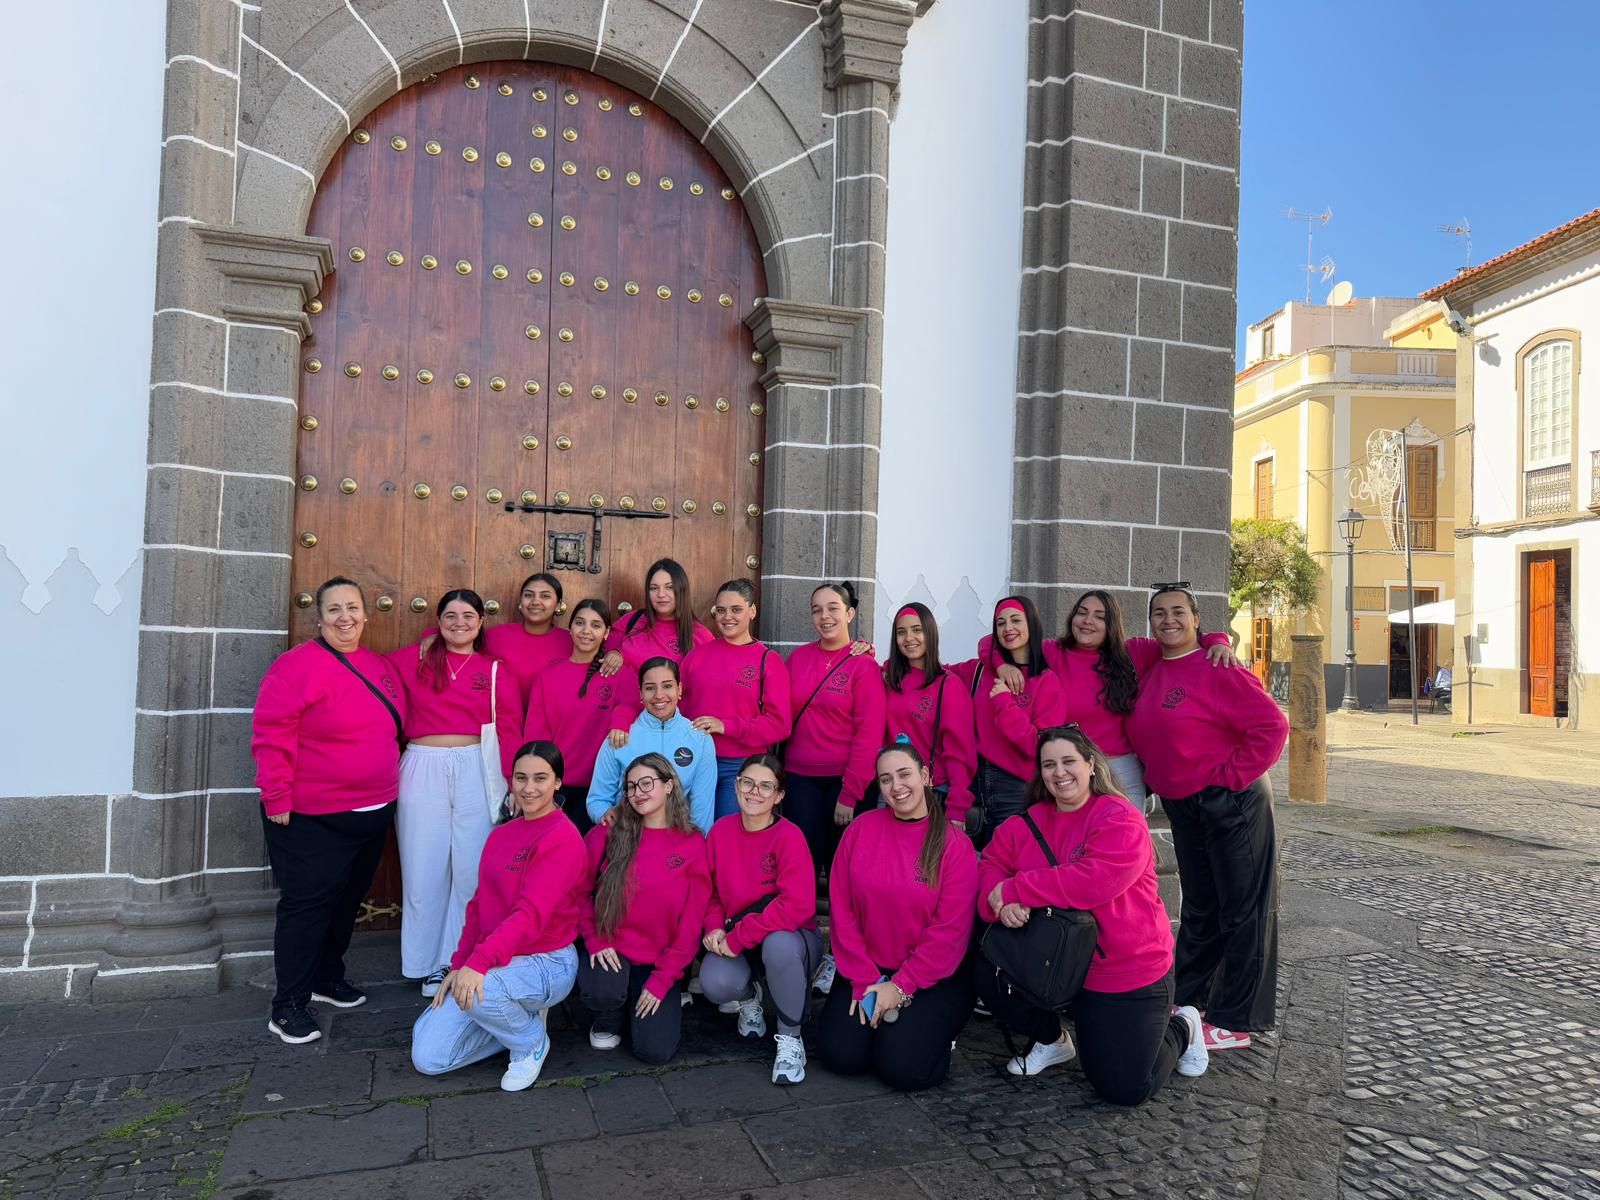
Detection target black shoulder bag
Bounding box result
[315,637,405,749]
[978,808,1101,1012]
[775,648,847,760]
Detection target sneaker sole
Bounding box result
[267,1019,322,1045]
[772,1067,805,1086]
[501,1054,546,1092]
[309,992,367,1009]
[589,1035,621,1050]
[738,1023,768,1039]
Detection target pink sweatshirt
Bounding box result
[523,659,641,787]
[978,798,1174,993]
[681,639,793,759]
[577,824,711,998]
[451,808,589,974]
[485,622,573,706]
[252,640,408,817]
[828,807,978,1002]
[783,643,887,804]
[603,613,714,672]
[883,669,978,825]
[387,647,525,779]
[703,815,817,954]
[1124,650,1289,799]
[962,660,1069,780]
[977,632,1231,757]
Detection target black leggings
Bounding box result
[975,962,1187,1106]
[785,774,874,873]
[1162,777,1278,1031]
[816,970,973,1092]
[576,949,683,1066]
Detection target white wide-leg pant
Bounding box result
[397,744,492,977]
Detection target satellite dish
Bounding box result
[1326,280,1355,306]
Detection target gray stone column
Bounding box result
[1010,0,1242,632]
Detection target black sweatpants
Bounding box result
[816,970,973,1092]
[576,949,683,1065]
[975,961,1187,1106]
[1162,776,1278,1031]
[785,773,874,873]
[261,805,393,1014]
[562,786,593,839]
[976,760,1029,848]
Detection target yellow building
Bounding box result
[1230,296,1458,708]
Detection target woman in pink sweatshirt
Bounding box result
[575,752,712,1064]
[410,740,589,1092]
[252,576,407,1046]
[389,589,525,997]
[817,743,978,1092]
[699,753,821,1086]
[599,557,714,674]
[682,579,793,821]
[976,726,1209,1099]
[956,597,1067,844]
[883,603,977,830]
[524,598,640,836]
[1125,583,1289,1054]
[484,572,573,705]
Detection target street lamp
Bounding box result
[1338,508,1367,711]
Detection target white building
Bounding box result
[1425,207,1600,726]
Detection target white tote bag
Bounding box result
[479,660,509,821]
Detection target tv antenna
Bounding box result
[1286,207,1332,302]
[1437,218,1472,271]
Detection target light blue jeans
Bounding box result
[714,756,744,821]
[1108,753,1152,814]
[411,944,578,1073]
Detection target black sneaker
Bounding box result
[310,980,367,1008]
[268,1006,323,1044]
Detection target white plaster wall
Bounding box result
[876,0,1026,659]
[0,3,164,794]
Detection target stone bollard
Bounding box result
[1288,633,1327,804]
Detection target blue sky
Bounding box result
[1236,1,1600,362]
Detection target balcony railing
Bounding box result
[1590,450,1600,511]
[1525,463,1573,517]
[1408,520,1436,550]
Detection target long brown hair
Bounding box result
[875,742,949,888]
[885,601,944,692]
[568,597,612,699]
[592,752,694,935]
[424,588,488,691]
[1022,725,1125,809]
[630,558,696,657]
[1057,589,1138,715]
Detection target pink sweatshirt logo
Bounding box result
[1161,686,1187,710]
[826,670,850,693]
[379,673,401,699]
[738,665,758,687]
[470,671,491,693]
[913,694,934,720]
[664,853,686,870]
[759,851,779,886]
[508,845,532,870]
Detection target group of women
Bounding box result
[251,557,1288,1102]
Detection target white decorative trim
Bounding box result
[242,34,353,133]
[1024,133,1237,177]
[832,239,885,252]
[1031,10,1239,54]
[1013,516,1223,535]
[347,0,402,93]
[440,0,464,62]
[741,138,834,196]
[151,380,297,406]
[140,626,288,635]
[1020,259,1232,292]
[765,441,881,453]
[167,54,237,81]
[163,133,236,158]
[824,106,890,121]
[134,707,254,717]
[1029,70,1238,115]
[767,508,879,518]
[1016,451,1228,475]
[592,0,611,68]
[522,0,531,58]
[159,215,202,227]
[150,462,295,483]
[652,0,704,100]
[703,18,821,142]
[144,544,293,559]
[1019,324,1230,353]
[237,141,317,184]
[835,171,887,186]
[132,787,259,800]
[762,230,832,255]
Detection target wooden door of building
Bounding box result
[290,63,768,927]
[1528,553,1557,716]
[1251,612,1272,687]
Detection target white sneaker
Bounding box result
[772,1033,806,1085]
[419,968,446,998]
[589,1028,621,1050]
[680,991,694,1009]
[1006,1031,1076,1077]
[500,1039,548,1091]
[811,953,836,995]
[1174,1005,1209,1077]
[736,982,767,1039]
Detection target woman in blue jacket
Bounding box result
[588,657,717,833]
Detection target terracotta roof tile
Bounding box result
[1421,207,1600,300]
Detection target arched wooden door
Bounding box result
[290,63,768,927]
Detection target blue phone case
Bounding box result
[860,989,877,1020]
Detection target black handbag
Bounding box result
[978,809,1101,1011]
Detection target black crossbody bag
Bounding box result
[979,808,1102,1012]
[315,637,405,749]
[775,647,848,760]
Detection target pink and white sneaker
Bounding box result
[1201,1021,1252,1051]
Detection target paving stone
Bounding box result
[745,1095,963,1183]
[903,1156,1015,1199]
[585,1074,676,1134]
[1424,942,1600,1000]
[214,1148,544,1200]
[788,1063,895,1107]
[709,1166,932,1199]
[430,1085,597,1157]
[659,1060,796,1124]
[1279,834,1435,873]
[242,1052,375,1113]
[35,1030,179,1083]
[219,1102,428,1186]
[0,1036,57,1086]
[326,1003,421,1052]
[540,1120,774,1199]
[1341,1126,1600,1200]
[136,987,264,1028]
[164,1017,326,1069]
[369,1047,503,1101]
[16,1002,151,1038]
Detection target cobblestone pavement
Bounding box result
[3,713,1598,1199]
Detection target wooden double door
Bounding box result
[290,63,768,926]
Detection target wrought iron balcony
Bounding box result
[1525,463,1572,517]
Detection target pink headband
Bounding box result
[896,606,920,621]
[997,599,1026,617]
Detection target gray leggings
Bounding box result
[698,928,823,1036]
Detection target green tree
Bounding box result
[1228,517,1321,639]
